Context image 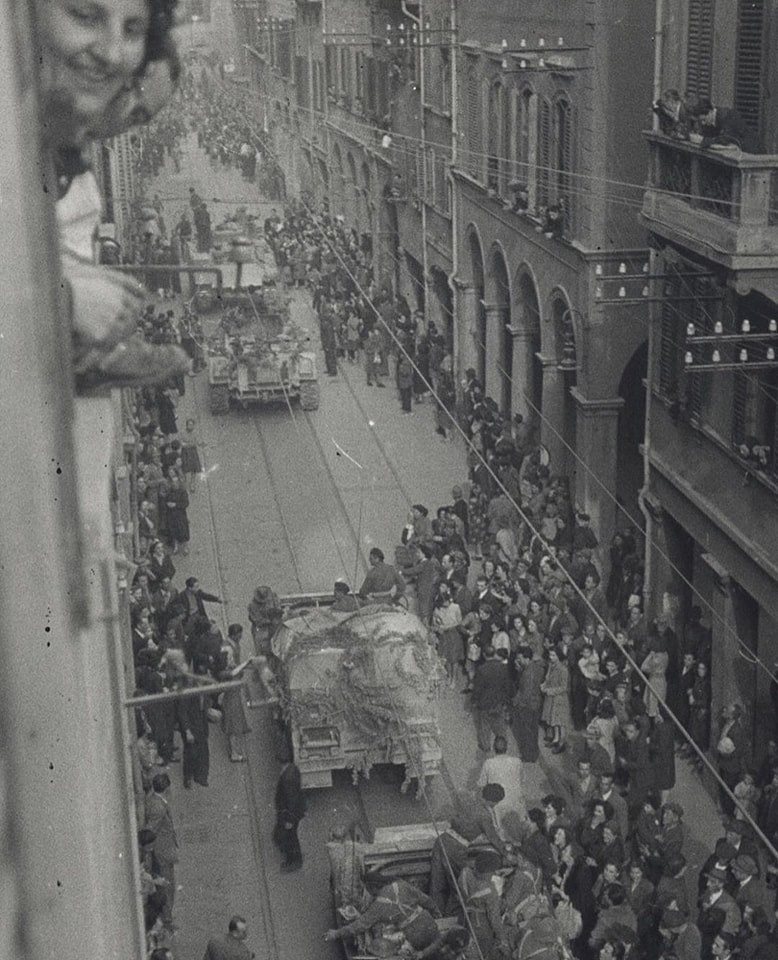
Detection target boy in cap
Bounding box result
[658,908,701,960]
[731,853,772,914]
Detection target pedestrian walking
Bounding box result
[273,744,306,871]
[365,327,384,387]
[144,773,178,930]
[180,679,210,788]
[398,354,413,413]
[471,644,512,752]
[203,916,253,960]
[512,645,544,762]
[181,418,202,493]
[163,477,190,555]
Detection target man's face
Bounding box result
[624,723,638,741]
[707,876,723,892]
[578,763,590,780]
[603,863,619,884]
[232,922,248,940]
[712,936,728,957]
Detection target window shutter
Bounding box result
[537,97,552,206]
[732,371,749,444]
[465,64,482,180]
[487,83,501,191]
[659,294,679,398]
[734,0,764,136]
[686,0,714,99]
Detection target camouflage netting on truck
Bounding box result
[272,607,444,781]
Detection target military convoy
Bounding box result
[266,594,444,792]
[196,214,320,413]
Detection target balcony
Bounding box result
[642,131,778,272]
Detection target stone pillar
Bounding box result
[457,284,480,381]
[700,552,738,727]
[538,354,566,471]
[570,388,624,557]
[483,303,503,401]
[508,326,536,422]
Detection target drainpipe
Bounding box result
[639,0,664,612]
[446,0,460,386]
[401,0,430,328]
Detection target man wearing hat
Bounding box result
[724,818,760,864]
[712,931,738,960]
[698,865,741,954]
[429,817,480,914]
[732,853,772,914]
[331,579,361,612]
[658,908,701,960]
[576,725,613,779]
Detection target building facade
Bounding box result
[642,0,778,746]
[243,0,657,544]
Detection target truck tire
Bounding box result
[209,384,230,414]
[299,381,320,411]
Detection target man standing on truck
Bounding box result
[358,548,406,602]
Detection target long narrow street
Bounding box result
[147,131,553,960]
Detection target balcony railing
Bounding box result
[642,131,778,266]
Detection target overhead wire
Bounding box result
[369,222,778,691]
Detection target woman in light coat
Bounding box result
[540,646,571,754]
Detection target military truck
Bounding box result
[326,823,453,959]
[207,316,320,413]
[270,595,443,792]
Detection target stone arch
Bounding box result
[464,224,487,388]
[486,244,512,415]
[512,265,543,426]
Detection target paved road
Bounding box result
[145,131,553,960]
[143,80,725,960]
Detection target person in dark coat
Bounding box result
[471,644,513,752]
[179,680,210,788]
[179,577,222,628]
[650,710,676,798]
[512,645,545,762]
[403,543,441,624]
[273,744,306,870]
[692,98,761,153]
[156,388,178,436]
[398,354,414,413]
[615,719,654,822]
[163,477,190,555]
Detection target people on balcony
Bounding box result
[690,98,760,154]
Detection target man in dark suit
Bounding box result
[471,644,513,752]
[693,97,760,153]
[180,576,222,626]
[144,773,178,928]
[273,744,306,871]
[512,645,544,762]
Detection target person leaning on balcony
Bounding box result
[37,0,189,390]
[690,97,761,153]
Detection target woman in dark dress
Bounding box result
[163,477,190,555]
[156,388,178,436]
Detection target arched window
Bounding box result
[554,94,575,231]
[465,62,483,181]
[486,80,503,192]
[517,86,537,209]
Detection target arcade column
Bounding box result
[483,303,505,402]
[537,354,566,470]
[457,284,480,380]
[508,325,537,423]
[570,388,624,554]
[700,552,739,731]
